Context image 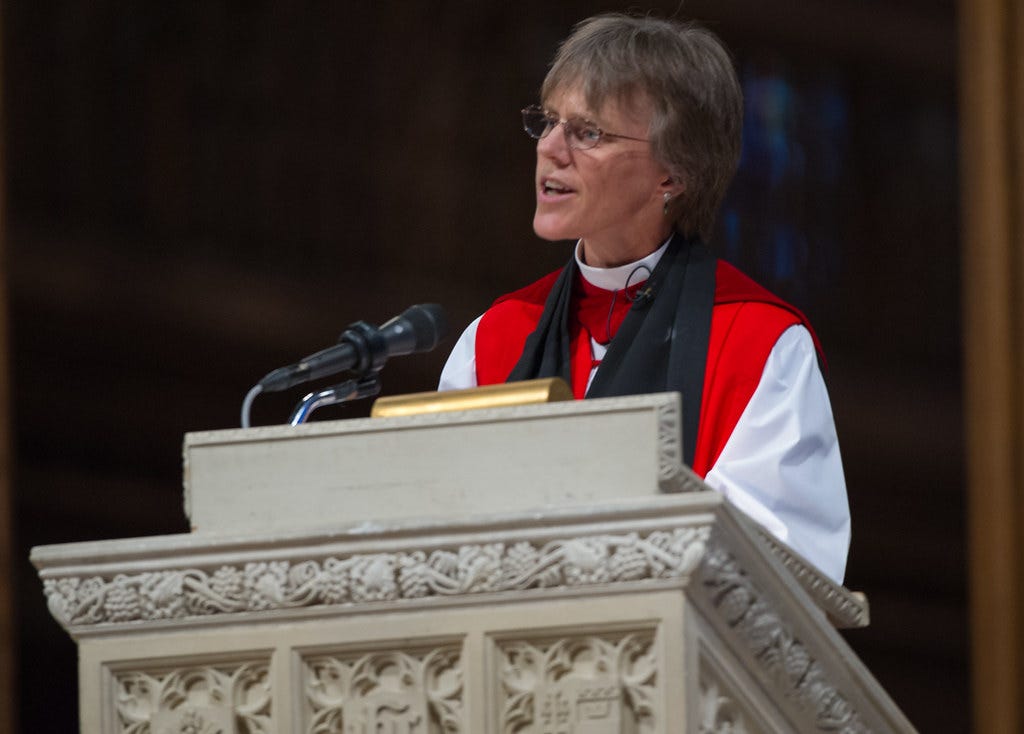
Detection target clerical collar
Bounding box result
[574,237,672,291]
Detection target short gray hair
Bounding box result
[542,14,743,241]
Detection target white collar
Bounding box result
[574,237,671,291]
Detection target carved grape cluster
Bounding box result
[319,557,351,604]
[104,576,142,622]
[209,566,244,599]
[699,545,871,734]
[608,539,649,581]
[502,542,540,585]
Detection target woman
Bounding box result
[439,14,850,583]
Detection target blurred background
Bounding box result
[1,1,973,731]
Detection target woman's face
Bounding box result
[532,84,679,267]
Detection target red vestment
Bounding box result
[474,260,818,477]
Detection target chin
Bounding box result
[533,213,578,243]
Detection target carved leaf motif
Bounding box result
[698,675,751,734]
[350,555,398,602]
[678,534,707,573]
[619,634,657,688]
[543,640,577,681]
[116,674,158,726]
[304,646,463,734]
[309,706,346,734]
[503,691,534,733]
[114,662,271,734]
[430,549,460,576]
[306,658,349,710]
[501,642,541,695]
[497,632,657,732]
[561,538,611,585]
[350,651,418,695]
[424,649,463,734]
[43,526,711,627]
[423,648,463,701]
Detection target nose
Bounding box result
[536,122,571,164]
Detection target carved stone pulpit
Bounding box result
[31,393,916,733]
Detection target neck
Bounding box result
[579,226,674,268]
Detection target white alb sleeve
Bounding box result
[703,325,851,583]
[438,316,481,391]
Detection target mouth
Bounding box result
[540,177,575,196]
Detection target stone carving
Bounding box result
[304,647,462,733]
[43,527,709,627]
[752,527,869,629]
[655,399,684,486]
[498,633,657,733]
[700,545,871,733]
[114,662,271,733]
[698,669,752,734]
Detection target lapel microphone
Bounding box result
[632,284,655,308]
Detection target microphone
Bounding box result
[258,304,449,393]
[632,284,655,307]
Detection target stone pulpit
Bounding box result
[31,392,916,733]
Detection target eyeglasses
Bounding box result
[521,105,649,150]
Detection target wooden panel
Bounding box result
[959,0,1024,731]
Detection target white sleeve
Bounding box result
[438,316,481,391]
[703,325,851,584]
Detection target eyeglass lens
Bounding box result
[521,107,602,150]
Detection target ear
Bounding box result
[658,174,685,199]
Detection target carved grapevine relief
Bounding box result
[700,546,871,734]
[304,647,462,733]
[43,527,709,627]
[498,632,657,734]
[114,662,271,734]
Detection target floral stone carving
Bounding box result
[498,632,657,734]
[698,669,751,734]
[114,662,271,734]
[43,527,709,627]
[304,647,462,733]
[700,546,871,733]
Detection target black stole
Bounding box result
[506,234,717,466]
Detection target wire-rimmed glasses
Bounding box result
[521,105,649,150]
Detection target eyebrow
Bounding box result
[543,105,600,125]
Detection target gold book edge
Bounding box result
[370,377,574,418]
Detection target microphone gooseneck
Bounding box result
[240,303,449,427]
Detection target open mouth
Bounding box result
[542,180,574,195]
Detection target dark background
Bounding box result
[6,1,963,731]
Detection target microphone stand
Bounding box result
[288,372,382,426]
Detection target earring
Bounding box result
[663,191,672,215]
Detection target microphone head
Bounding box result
[381,303,450,355]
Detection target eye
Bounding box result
[567,119,602,146]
